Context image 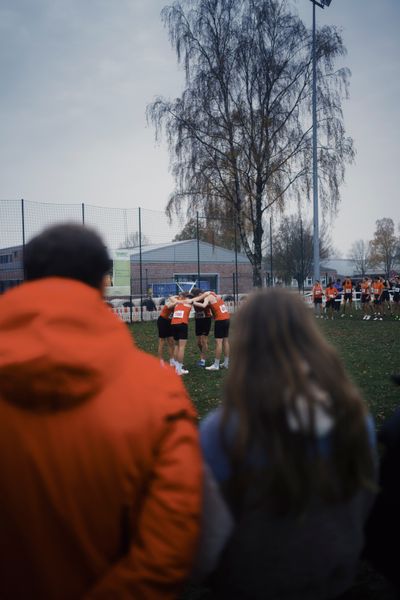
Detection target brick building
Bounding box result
[0,245,24,293]
[128,239,253,295]
[0,239,254,296]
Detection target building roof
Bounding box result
[321,258,388,278]
[126,239,251,264]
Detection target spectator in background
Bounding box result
[200,289,376,600]
[380,277,392,317]
[333,277,343,313]
[142,295,156,311]
[392,276,400,319]
[372,276,384,320]
[0,223,202,599]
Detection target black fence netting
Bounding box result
[0,199,251,319]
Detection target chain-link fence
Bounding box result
[0,199,252,319]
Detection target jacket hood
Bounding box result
[0,278,135,411]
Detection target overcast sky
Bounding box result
[0,0,399,254]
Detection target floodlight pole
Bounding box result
[310,0,333,284]
[312,0,320,284]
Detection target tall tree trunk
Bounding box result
[252,190,264,288]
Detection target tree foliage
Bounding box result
[270,215,331,288]
[148,0,354,286]
[369,218,399,277]
[349,239,371,277]
[119,231,150,248]
[173,199,246,250]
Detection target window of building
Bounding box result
[174,273,218,292]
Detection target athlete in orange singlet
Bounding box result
[191,287,212,367]
[312,281,324,318]
[170,293,195,375]
[194,291,230,371]
[341,278,354,317]
[157,296,178,366]
[360,278,372,320]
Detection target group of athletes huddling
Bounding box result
[156,288,230,375]
[312,275,400,321]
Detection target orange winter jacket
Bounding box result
[0,278,202,600]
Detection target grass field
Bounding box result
[129,312,400,426]
[128,312,400,600]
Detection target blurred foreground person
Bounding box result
[363,374,400,594]
[0,224,202,600]
[200,289,377,600]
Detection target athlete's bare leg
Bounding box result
[158,338,165,361]
[167,336,175,361]
[176,339,187,365]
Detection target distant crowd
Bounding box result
[0,223,400,600]
[312,275,400,321]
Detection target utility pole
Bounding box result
[310,0,333,284]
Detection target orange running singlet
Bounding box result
[171,303,192,325]
[160,305,174,320]
[209,293,230,321]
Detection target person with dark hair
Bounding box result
[372,276,384,320]
[333,278,343,313]
[380,277,392,317]
[392,276,400,319]
[24,222,112,289]
[363,374,400,594]
[199,289,377,600]
[0,223,202,599]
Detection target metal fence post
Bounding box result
[139,207,143,322]
[196,211,200,286]
[21,198,26,281]
[81,203,85,225]
[234,216,239,302]
[270,216,273,287]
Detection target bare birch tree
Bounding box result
[148,0,354,286]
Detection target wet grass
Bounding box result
[128,311,400,599]
[128,310,400,426]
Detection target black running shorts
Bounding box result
[171,323,188,341]
[214,319,230,339]
[157,316,172,339]
[195,317,212,337]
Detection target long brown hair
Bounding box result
[222,289,374,516]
